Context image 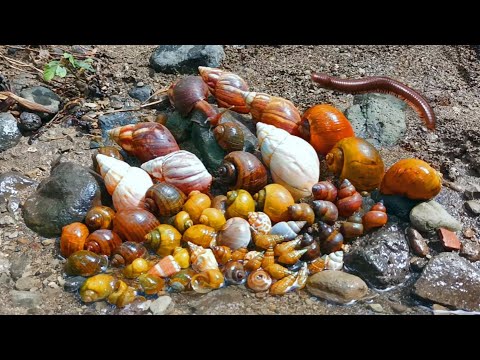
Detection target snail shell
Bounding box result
[211,245,232,265]
[106,280,137,308]
[379,158,442,200]
[317,222,344,254]
[308,256,326,274]
[312,181,338,202]
[277,249,308,265]
[254,184,294,224]
[144,183,186,218]
[326,137,384,192]
[84,229,122,256]
[217,217,252,250]
[144,224,182,257]
[291,263,309,292]
[362,202,388,232]
[85,206,116,232]
[183,190,212,224]
[123,258,152,279]
[138,274,166,295]
[225,189,256,220]
[108,122,179,163]
[173,211,193,234]
[64,250,108,277]
[110,242,148,268]
[96,154,153,211]
[167,75,212,117]
[92,146,124,173]
[340,214,364,239]
[269,273,297,295]
[299,233,315,247]
[148,255,181,278]
[217,151,268,194]
[112,208,160,243]
[168,268,196,292]
[270,221,307,240]
[141,150,212,195]
[274,237,302,256]
[212,195,228,215]
[299,104,355,155]
[244,250,263,262]
[214,122,245,152]
[324,251,344,271]
[257,123,320,200]
[231,247,248,261]
[222,260,247,285]
[191,269,224,293]
[248,211,272,235]
[264,264,294,280]
[312,200,338,224]
[60,222,89,258]
[301,239,321,262]
[199,208,226,231]
[261,246,275,269]
[244,252,264,272]
[188,242,219,272]
[79,274,117,303]
[336,179,363,218]
[247,269,272,292]
[173,247,190,269]
[288,203,315,226]
[182,225,217,248]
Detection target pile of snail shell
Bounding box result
[58,67,443,309]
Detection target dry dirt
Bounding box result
[0,45,479,315]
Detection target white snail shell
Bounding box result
[324,251,344,271]
[270,221,307,240]
[247,211,272,235]
[188,242,219,272]
[217,217,252,250]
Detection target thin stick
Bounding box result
[141,87,169,104]
[0,91,54,113]
[98,97,168,115]
[0,55,43,74]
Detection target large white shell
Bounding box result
[141,150,212,194]
[188,242,219,272]
[96,154,153,211]
[256,123,319,200]
[270,221,307,240]
[217,217,252,250]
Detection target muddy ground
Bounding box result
[0,45,479,315]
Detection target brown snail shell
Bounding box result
[144,224,182,257]
[138,274,166,295]
[183,190,212,224]
[214,122,245,152]
[336,179,363,218]
[217,217,252,250]
[60,222,89,258]
[110,242,148,268]
[231,247,248,261]
[173,211,193,234]
[269,273,297,295]
[301,239,321,261]
[168,268,196,292]
[106,280,137,308]
[288,203,315,225]
[362,202,388,232]
[217,152,268,194]
[183,224,217,248]
[191,269,224,293]
[211,195,228,215]
[244,252,264,272]
[211,245,232,265]
[84,229,122,256]
[274,237,302,256]
[277,249,308,265]
[261,246,275,269]
[254,184,295,223]
[79,274,117,303]
[312,180,338,202]
[113,208,160,243]
[340,214,364,239]
[85,206,116,232]
[247,269,272,292]
[222,260,247,285]
[317,222,344,254]
[254,233,285,250]
[299,233,314,247]
[64,250,108,277]
[264,264,294,280]
[312,200,339,224]
[144,183,186,217]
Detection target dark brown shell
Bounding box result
[131,122,180,163]
[317,222,344,254]
[288,203,315,225]
[110,242,148,267]
[301,239,321,261]
[84,230,123,256]
[340,214,364,239]
[60,222,89,258]
[336,179,363,218]
[212,195,228,215]
[168,76,210,117]
[213,122,245,152]
[312,181,337,202]
[85,206,116,232]
[144,182,186,217]
[312,200,338,224]
[113,208,160,243]
[64,250,108,276]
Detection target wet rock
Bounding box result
[164,111,193,143]
[23,162,103,237]
[10,290,42,308]
[413,252,480,311]
[368,304,385,313]
[64,276,87,292]
[217,110,259,153]
[0,113,22,152]
[464,183,480,200]
[128,85,152,102]
[19,86,61,119]
[389,302,410,314]
[437,228,461,251]
[149,295,172,315]
[306,270,369,304]
[150,45,225,74]
[410,256,428,272]
[344,223,410,289]
[191,122,226,172]
[410,200,462,234]
[460,240,480,262]
[18,112,42,132]
[465,200,480,215]
[9,253,29,280]
[371,190,421,221]
[0,172,36,205]
[405,227,429,257]
[98,112,140,144]
[344,93,406,147]
[15,276,40,291]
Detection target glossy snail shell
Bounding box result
[324,251,344,271]
[138,274,166,295]
[248,211,272,235]
[264,264,294,280]
[379,158,442,200]
[173,211,193,234]
[191,269,224,293]
[217,217,252,250]
[79,274,116,303]
[317,222,344,254]
[64,250,108,277]
[270,221,306,240]
[261,246,275,269]
[257,123,320,200]
[92,146,124,173]
[226,189,255,220]
[254,233,285,250]
[167,75,212,117]
[85,206,116,232]
[336,179,363,218]
[288,203,315,226]
[222,260,247,285]
[141,150,212,195]
[110,242,148,268]
[231,247,248,261]
[108,122,179,163]
[183,190,212,224]
[173,247,190,269]
[247,269,272,292]
[84,229,122,256]
[123,258,152,279]
[60,222,89,258]
[274,237,302,257]
[217,151,268,194]
[214,122,245,152]
[112,208,160,243]
[312,181,337,202]
[211,245,232,265]
[96,154,153,211]
[106,280,137,308]
[269,273,296,295]
[308,257,326,274]
[144,224,182,257]
[299,104,355,155]
[168,268,196,293]
[254,184,295,223]
[301,239,321,261]
[148,255,181,278]
[362,202,388,232]
[340,214,364,239]
[244,252,264,272]
[211,195,228,215]
[199,208,226,231]
[326,137,384,192]
[188,242,219,273]
[312,200,338,224]
[144,183,186,218]
[277,249,308,265]
[182,224,217,248]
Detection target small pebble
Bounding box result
[438,228,461,251]
[48,282,59,289]
[463,228,475,239]
[41,239,55,246]
[255,292,267,298]
[18,112,42,132]
[368,304,385,313]
[6,231,18,238]
[390,302,409,314]
[465,200,480,215]
[406,227,430,257]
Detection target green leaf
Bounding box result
[43,60,60,81]
[76,60,95,72]
[63,52,76,67]
[55,65,67,77]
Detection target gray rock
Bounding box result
[371,190,421,221]
[344,223,410,289]
[410,256,428,272]
[460,240,480,262]
[15,276,40,291]
[22,162,103,237]
[0,172,36,205]
[389,302,410,314]
[164,111,193,143]
[0,113,22,152]
[0,214,15,226]
[128,85,152,102]
[368,304,385,313]
[9,253,29,280]
[0,273,11,285]
[10,290,42,308]
[344,93,406,147]
[149,296,172,315]
[19,86,61,119]
[464,182,480,200]
[98,112,140,144]
[413,252,480,311]
[0,253,10,274]
[306,270,369,304]
[410,200,462,233]
[405,227,429,257]
[150,45,225,74]
[18,112,42,132]
[465,200,480,215]
[191,122,226,172]
[64,276,87,292]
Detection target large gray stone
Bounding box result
[413,252,480,311]
[0,113,22,152]
[128,85,152,102]
[0,172,36,205]
[345,93,406,147]
[10,290,42,308]
[344,223,410,289]
[150,45,225,74]
[22,162,103,237]
[306,270,369,304]
[149,296,173,315]
[19,86,61,119]
[15,276,40,291]
[409,200,462,234]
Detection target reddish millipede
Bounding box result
[311,73,436,130]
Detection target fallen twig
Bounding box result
[0,91,54,113]
[0,55,43,74]
[97,96,169,116]
[141,87,169,105]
